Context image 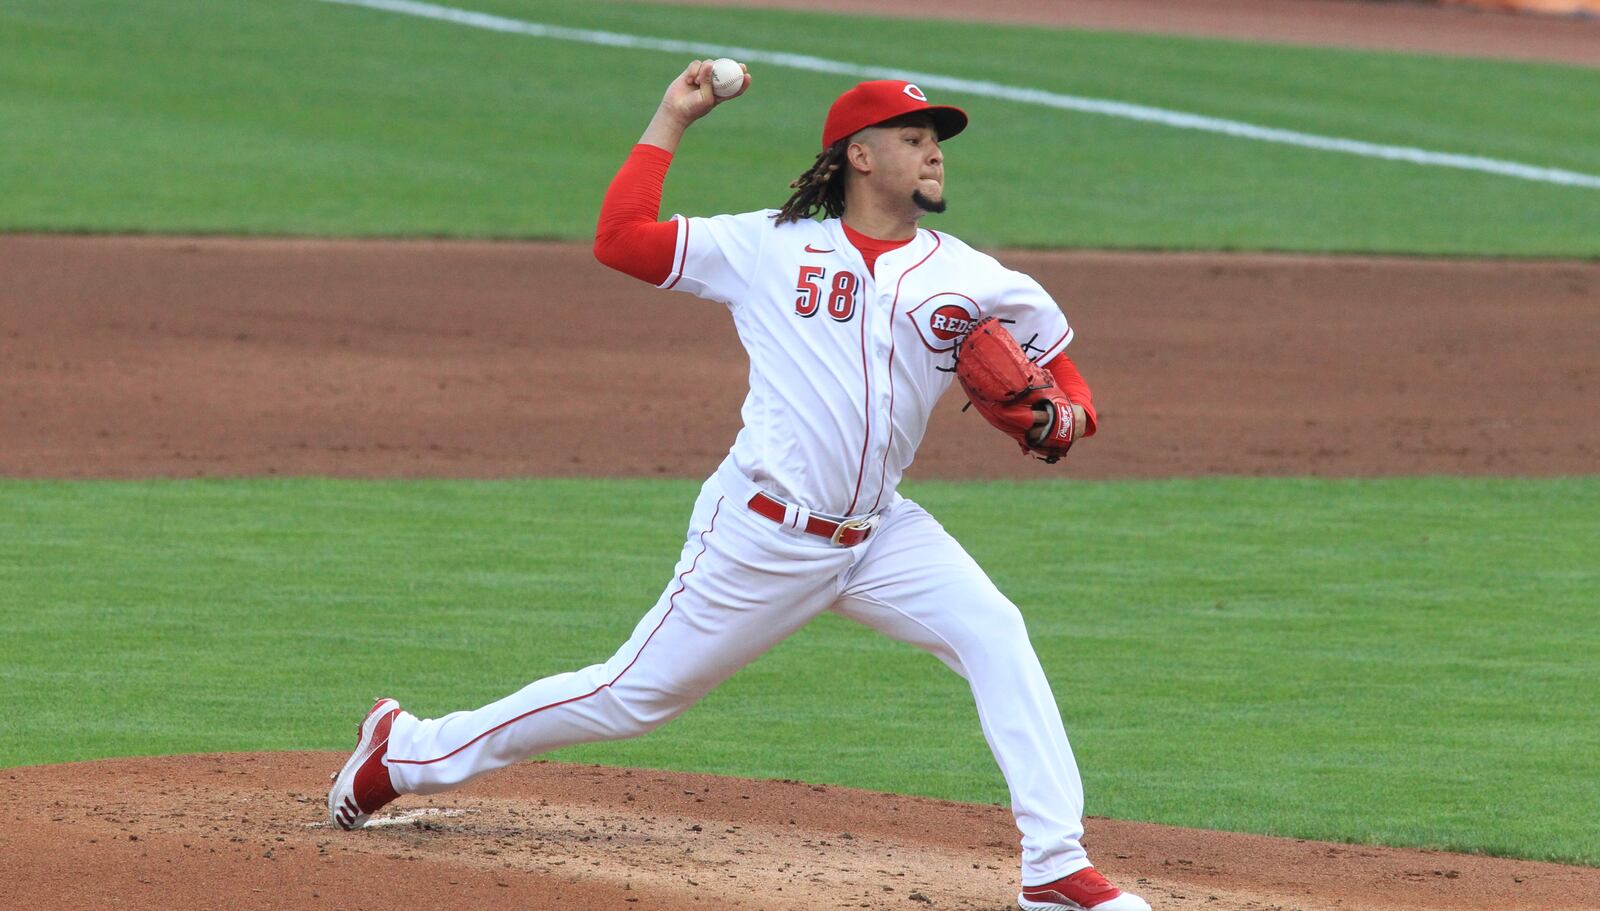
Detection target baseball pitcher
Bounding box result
[330,61,1147,911]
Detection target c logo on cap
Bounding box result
[903,84,928,102]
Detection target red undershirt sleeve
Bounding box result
[1044,352,1098,437]
[593,143,679,285]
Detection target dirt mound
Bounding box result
[5,753,1597,911]
[3,235,1595,480]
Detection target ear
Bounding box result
[845,139,872,176]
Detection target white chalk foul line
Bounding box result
[316,0,1600,190]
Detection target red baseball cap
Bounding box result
[821,80,968,150]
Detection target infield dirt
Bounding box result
[3,235,1596,480]
[635,0,1600,66]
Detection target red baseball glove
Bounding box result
[954,317,1078,463]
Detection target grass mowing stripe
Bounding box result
[2,0,1596,253]
[319,0,1600,190]
[2,476,1596,864]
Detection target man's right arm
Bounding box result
[592,145,678,284]
[592,61,750,284]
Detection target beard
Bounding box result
[912,189,947,214]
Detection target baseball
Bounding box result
[709,58,744,98]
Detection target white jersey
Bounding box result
[659,209,1074,517]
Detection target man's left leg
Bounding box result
[831,498,1147,911]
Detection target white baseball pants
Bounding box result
[384,460,1093,884]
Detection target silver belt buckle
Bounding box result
[830,513,879,546]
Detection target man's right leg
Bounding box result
[384,479,851,796]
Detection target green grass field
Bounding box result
[2,478,1596,864]
[2,0,1597,253]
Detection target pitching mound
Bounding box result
[5,753,1597,911]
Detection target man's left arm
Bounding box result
[985,265,1097,449]
[1042,352,1097,441]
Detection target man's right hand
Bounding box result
[664,59,750,123]
[640,60,750,152]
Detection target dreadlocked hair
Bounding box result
[773,140,849,225]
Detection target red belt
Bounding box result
[747,492,879,547]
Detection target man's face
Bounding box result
[854,118,946,213]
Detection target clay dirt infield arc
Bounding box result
[635,0,1600,67]
[2,235,1596,480]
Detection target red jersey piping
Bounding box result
[870,230,942,512]
[664,216,690,291]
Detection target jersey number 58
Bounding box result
[795,266,859,322]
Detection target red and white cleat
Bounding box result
[1018,867,1152,911]
[327,697,402,830]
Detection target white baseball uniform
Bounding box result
[383,209,1095,885]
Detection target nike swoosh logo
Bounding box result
[804,244,834,254]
